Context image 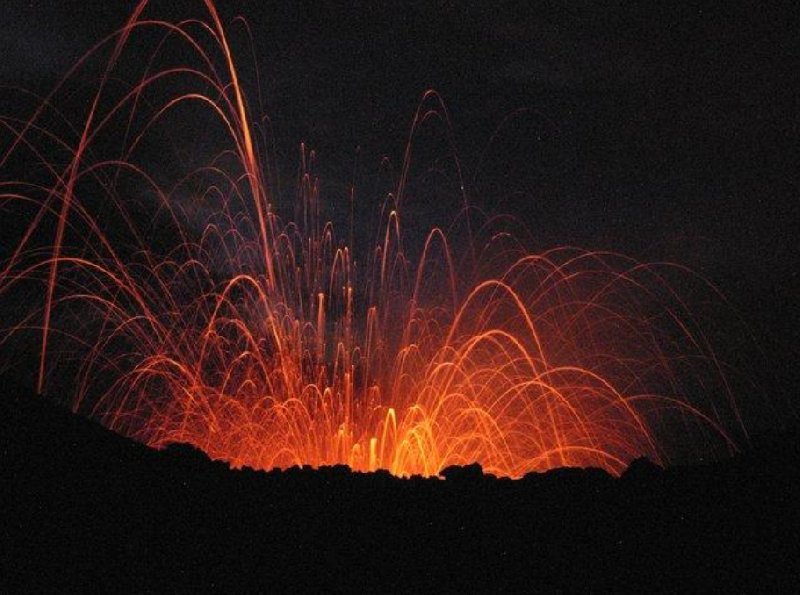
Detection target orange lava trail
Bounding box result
[0,1,756,477]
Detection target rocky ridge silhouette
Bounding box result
[2,392,798,592]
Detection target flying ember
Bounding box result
[0,0,753,477]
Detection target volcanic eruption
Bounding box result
[1,0,761,477]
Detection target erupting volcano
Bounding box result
[1,1,762,478]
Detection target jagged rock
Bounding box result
[163,441,212,465]
[439,462,483,481]
[3,391,798,593]
[621,456,664,482]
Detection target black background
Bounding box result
[2,0,798,424]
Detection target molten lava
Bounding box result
[0,1,749,477]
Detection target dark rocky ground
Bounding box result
[2,391,798,592]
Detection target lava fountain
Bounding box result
[0,1,753,477]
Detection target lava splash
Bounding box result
[0,1,750,477]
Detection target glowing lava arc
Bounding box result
[0,0,750,477]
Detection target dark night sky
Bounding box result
[2,1,799,397]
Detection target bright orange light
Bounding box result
[0,1,748,477]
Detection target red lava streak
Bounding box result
[0,1,751,477]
